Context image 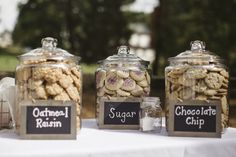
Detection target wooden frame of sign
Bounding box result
[167,100,221,138]
[98,97,141,129]
[20,100,76,140]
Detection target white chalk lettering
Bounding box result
[36,118,62,128]
[32,107,69,118]
[33,108,40,118]
[65,107,68,118]
[175,106,182,116]
[186,117,205,129]
[175,106,216,116]
[32,107,69,129]
[109,108,115,119]
[175,105,217,129]
[108,107,136,123]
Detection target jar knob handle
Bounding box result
[117,45,130,55]
[41,37,57,49]
[190,40,205,51]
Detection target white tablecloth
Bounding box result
[0,119,236,157]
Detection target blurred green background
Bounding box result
[0,0,236,125]
[0,0,235,75]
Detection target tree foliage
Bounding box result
[13,0,132,63]
[152,0,236,76]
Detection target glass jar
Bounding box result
[95,46,151,125]
[15,37,82,131]
[165,40,229,132]
[0,77,15,130]
[140,97,162,132]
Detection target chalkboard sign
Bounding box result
[168,100,221,138]
[26,106,71,134]
[98,97,141,129]
[20,100,76,139]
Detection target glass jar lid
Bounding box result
[100,45,149,66]
[18,37,80,64]
[168,40,223,65]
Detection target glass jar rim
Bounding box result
[168,40,224,64]
[98,45,150,66]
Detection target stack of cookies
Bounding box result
[16,60,82,129]
[96,69,151,117]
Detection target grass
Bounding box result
[81,63,98,74]
[0,54,19,72]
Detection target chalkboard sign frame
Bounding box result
[98,97,141,129]
[19,100,76,140]
[167,100,221,138]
